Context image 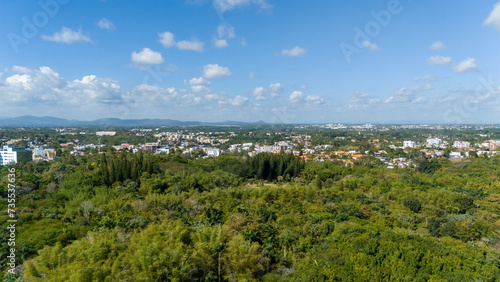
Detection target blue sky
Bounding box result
[2,0,500,123]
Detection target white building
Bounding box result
[403,141,416,149]
[453,141,470,149]
[0,146,17,165]
[206,148,220,157]
[96,131,116,136]
[426,138,442,146]
[156,147,171,154]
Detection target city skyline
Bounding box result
[2,0,500,124]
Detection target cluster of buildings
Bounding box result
[32,147,57,162]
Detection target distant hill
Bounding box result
[0,115,268,127]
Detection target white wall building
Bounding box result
[96,131,116,136]
[426,138,442,146]
[453,141,470,149]
[206,148,220,157]
[403,141,416,149]
[0,146,17,165]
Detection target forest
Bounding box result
[2,149,500,281]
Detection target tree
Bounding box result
[402,198,422,213]
[427,218,441,237]
[223,234,267,281]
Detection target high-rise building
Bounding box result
[403,141,416,149]
[0,146,18,165]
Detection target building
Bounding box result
[96,131,116,136]
[426,138,442,146]
[32,147,57,162]
[403,141,416,149]
[453,141,470,149]
[156,147,171,154]
[206,148,221,157]
[0,146,17,165]
[143,142,160,152]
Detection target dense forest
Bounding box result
[2,151,500,281]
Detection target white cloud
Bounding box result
[217,23,236,38]
[348,92,380,109]
[70,75,122,103]
[249,72,255,79]
[181,94,202,105]
[219,95,248,106]
[97,18,116,30]
[1,66,122,106]
[426,55,452,65]
[384,85,433,104]
[129,84,178,104]
[131,48,164,64]
[362,40,379,50]
[186,77,211,86]
[191,85,211,94]
[205,93,222,101]
[11,66,32,74]
[229,95,248,106]
[484,2,500,30]
[177,39,205,52]
[429,41,446,50]
[159,32,176,48]
[177,39,204,51]
[269,82,283,97]
[453,58,479,73]
[213,0,272,12]
[252,86,266,100]
[290,91,304,103]
[305,95,325,105]
[241,37,247,46]
[281,46,306,57]
[203,64,232,78]
[41,27,91,43]
[412,75,436,82]
[214,38,228,48]
[252,86,265,96]
[159,31,204,51]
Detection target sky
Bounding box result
[2,0,500,124]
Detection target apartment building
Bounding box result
[0,146,17,165]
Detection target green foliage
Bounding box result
[415,158,442,174]
[247,152,304,181]
[402,197,422,213]
[1,148,500,281]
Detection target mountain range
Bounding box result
[0,116,268,127]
